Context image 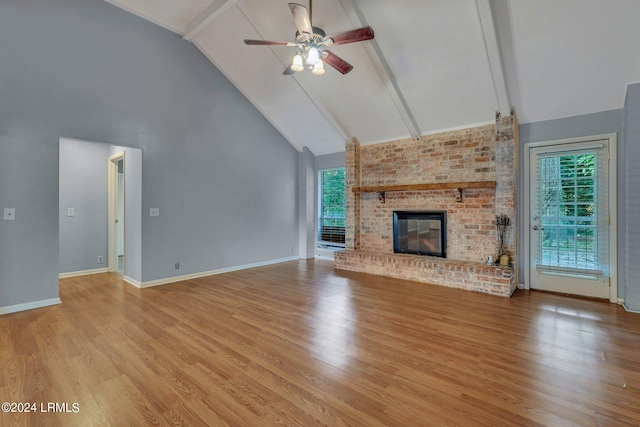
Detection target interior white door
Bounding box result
[108,152,125,275]
[528,139,611,298]
[116,160,124,258]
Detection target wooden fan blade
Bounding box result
[288,3,312,36]
[283,66,296,75]
[323,50,353,74]
[244,39,296,46]
[324,26,374,46]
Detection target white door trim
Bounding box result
[524,133,617,302]
[108,151,125,274]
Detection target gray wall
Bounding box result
[518,109,624,293]
[59,139,111,274]
[623,83,640,310]
[316,151,346,171]
[0,0,298,309]
[298,148,316,259]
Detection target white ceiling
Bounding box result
[105,0,640,155]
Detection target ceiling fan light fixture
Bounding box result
[291,53,304,72]
[312,60,325,75]
[306,47,320,65]
[244,2,374,76]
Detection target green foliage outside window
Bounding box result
[539,153,597,266]
[319,168,346,244]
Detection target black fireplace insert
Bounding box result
[393,211,446,257]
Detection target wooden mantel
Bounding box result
[352,181,497,203]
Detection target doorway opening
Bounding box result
[108,152,125,275]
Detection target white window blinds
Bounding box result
[533,143,609,277]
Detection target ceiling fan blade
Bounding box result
[244,39,296,46]
[283,65,296,75]
[323,50,353,75]
[324,26,374,46]
[288,3,312,36]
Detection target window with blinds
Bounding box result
[534,144,609,277]
[318,167,346,247]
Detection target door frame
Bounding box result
[523,133,618,302]
[108,151,125,274]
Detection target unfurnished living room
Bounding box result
[1,0,640,426]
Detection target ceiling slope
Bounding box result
[104,0,640,155]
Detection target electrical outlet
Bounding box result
[3,208,16,221]
[175,262,180,270]
[67,208,75,217]
[98,256,104,264]
[150,208,160,217]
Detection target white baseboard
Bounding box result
[138,256,300,289]
[59,268,108,278]
[0,298,62,315]
[623,302,640,314]
[123,275,142,288]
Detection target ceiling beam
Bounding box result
[183,0,242,41]
[339,0,421,142]
[475,0,511,117]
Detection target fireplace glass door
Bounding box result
[393,211,446,257]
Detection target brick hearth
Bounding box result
[334,251,516,296]
[335,116,517,297]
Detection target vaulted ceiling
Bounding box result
[104,0,640,155]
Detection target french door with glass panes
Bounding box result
[527,136,616,300]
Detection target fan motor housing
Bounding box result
[295,26,326,45]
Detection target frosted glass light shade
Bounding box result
[306,47,320,65]
[312,60,325,75]
[291,54,304,72]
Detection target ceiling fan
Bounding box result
[244,1,374,75]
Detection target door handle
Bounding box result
[532,225,539,230]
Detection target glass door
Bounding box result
[529,140,611,298]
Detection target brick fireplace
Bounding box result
[334,116,517,297]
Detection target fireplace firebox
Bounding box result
[393,211,446,257]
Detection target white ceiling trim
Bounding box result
[104,0,182,34]
[475,0,511,117]
[183,0,241,41]
[359,120,496,147]
[339,0,421,142]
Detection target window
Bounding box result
[318,167,346,247]
[536,148,608,275]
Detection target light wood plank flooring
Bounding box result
[1,259,640,426]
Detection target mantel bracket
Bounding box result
[377,191,386,204]
[454,188,463,203]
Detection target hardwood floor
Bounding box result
[1,259,640,426]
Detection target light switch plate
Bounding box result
[150,208,160,217]
[3,208,16,221]
[67,208,75,217]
